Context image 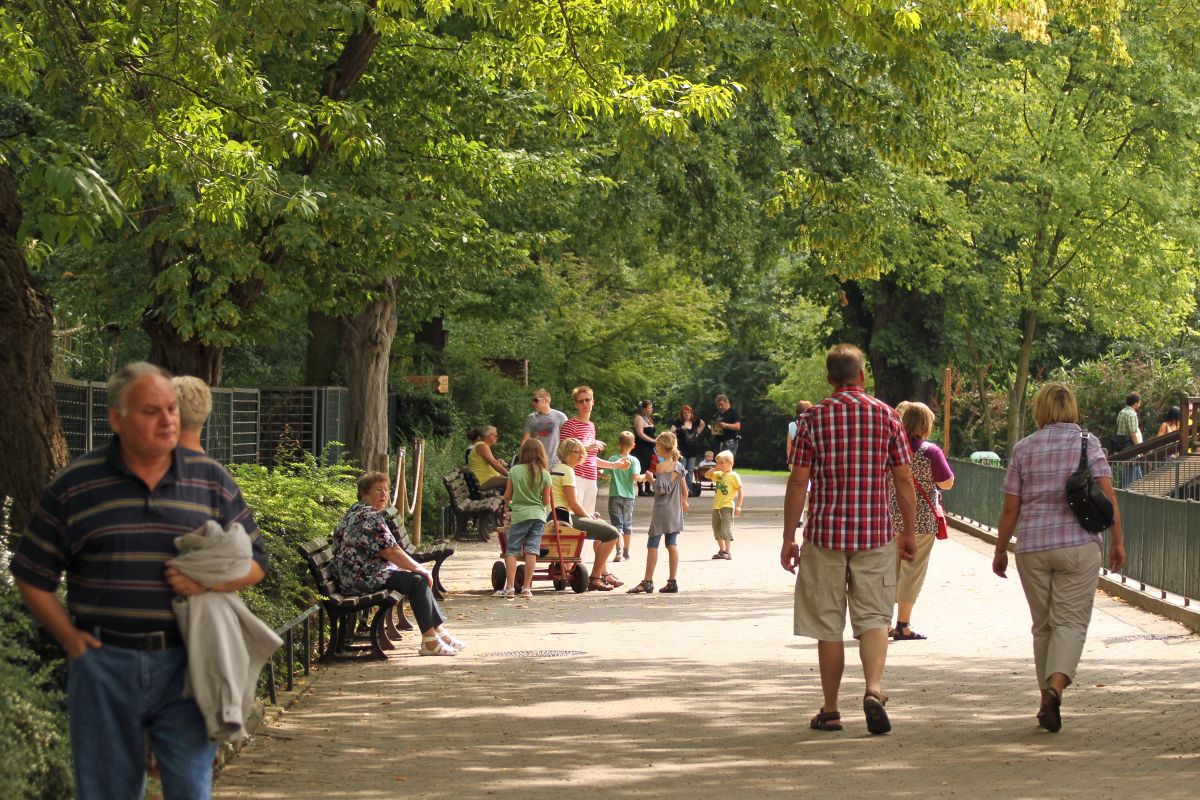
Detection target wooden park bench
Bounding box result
[442,466,504,540]
[297,538,408,660]
[387,519,455,599]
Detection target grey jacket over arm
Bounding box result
[168,521,282,743]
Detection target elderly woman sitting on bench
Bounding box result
[332,472,467,656]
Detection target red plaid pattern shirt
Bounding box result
[789,385,912,551]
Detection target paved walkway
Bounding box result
[216,475,1200,799]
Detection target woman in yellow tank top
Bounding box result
[469,426,509,492]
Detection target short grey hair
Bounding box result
[172,376,212,431]
[107,362,172,416]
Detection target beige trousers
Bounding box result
[895,533,936,605]
[1015,542,1102,690]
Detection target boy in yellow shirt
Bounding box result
[706,449,743,560]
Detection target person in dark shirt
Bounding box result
[10,362,267,800]
[713,394,743,456]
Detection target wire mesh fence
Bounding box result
[54,380,345,467]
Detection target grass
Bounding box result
[737,468,790,477]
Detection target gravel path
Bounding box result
[215,474,1200,799]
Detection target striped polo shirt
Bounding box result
[10,438,265,634]
[560,418,598,480]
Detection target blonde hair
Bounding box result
[716,449,735,466]
[617,430,635,448]
[1034,382,1079,428]
[557,437,585,463]
[901,402,934,439]
[517,438,548,491]
[655,430,680,460]
[571,385,593,401]
[532,387,551,401]
[172,376,212,432]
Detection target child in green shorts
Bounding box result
[707,449,743,560]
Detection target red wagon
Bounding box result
[491,516,590,594]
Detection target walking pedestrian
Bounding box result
[887,402,955,641]
[781,344,917,735]
[993,381,1125,733]
[9,362,269,799]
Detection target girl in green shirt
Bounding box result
[497,439,553,598]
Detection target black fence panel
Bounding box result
[52,380,368,468]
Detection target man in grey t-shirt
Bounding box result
[521,388,569,466]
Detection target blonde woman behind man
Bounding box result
[993,382,1125,732]
[172,376,212,452]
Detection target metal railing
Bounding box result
[944,458,1200,603]
[262,605,324,705]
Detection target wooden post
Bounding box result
[412,438,424,547]
[943,367,953,454]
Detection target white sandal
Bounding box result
[419,637,457,657]
[438,630,466,650]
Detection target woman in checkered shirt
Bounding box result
[992,382,1125,733]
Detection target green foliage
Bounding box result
[1047,354,1197,441]
[0,582,72,800]
[227,454,358,629]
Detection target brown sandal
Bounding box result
[627,580,654,594]
[810,708,842,731]
[863,690,891,735]
[587,577,613,592]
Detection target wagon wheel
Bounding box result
[515,564,526,588]
[569,563,590,594]
[490,561,506,591]
[553,579,567,591]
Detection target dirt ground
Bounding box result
[215,474,1200,799]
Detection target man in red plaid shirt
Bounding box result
[782,344,918,735]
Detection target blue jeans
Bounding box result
[608,496,635,535]
[646,532,679,549]
[69,644,216,800]
[682,456,697,494]
[506,518,546,556]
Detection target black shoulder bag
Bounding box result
[1065,432,1115,533]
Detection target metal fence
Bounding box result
[943,458,1200,602]
[53,380,348,466]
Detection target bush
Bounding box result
[228,453,359,629]
[0,581,73,800]
[1048,354,1196,441]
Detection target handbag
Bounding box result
[913,480,949,540]
[1066,432,1115,533]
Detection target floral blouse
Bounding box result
[331,501,398,592]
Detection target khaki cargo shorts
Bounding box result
[793,540,897,640]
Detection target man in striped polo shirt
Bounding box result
[11,362,267,799]
[781,344,918,736]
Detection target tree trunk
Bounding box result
[305,308,345,385]
[0,164,70,535]
[839,279,940,407]
[1006,308,1039,453]
[963,323,995,452]
[344,278,397,473]
[142,313,225,385]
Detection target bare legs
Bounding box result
[643,544,678,582]
[503,553,537,591]
[815,628,889,713]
